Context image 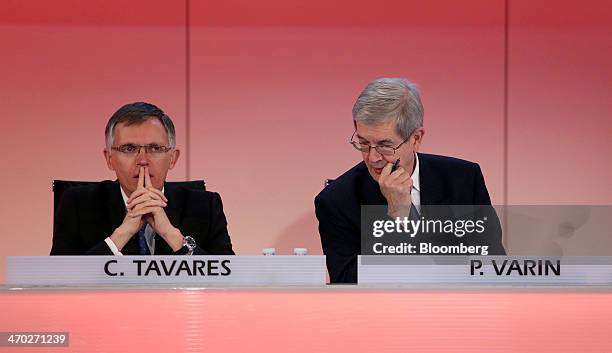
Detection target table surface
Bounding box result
[1,285,611,353]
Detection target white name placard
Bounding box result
[358,256,612,286]
[7,256,326,286]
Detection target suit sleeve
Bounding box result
[51,189,114,255]
[472,163,506,255]
[315,194,359,284]
[194,192,235,255]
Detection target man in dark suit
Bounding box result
[315,78,504,283]
[51,102,234,256]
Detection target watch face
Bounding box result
[184,236,197,250]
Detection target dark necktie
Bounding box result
[137,226,150,255]
[409,203,420,221]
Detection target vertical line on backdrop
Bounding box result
[185,0,191,180]
[503,0,510,239]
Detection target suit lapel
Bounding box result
[104,181,139,255]
[105,181,127,232]
[163,182,184,230]
[418,153,451,216]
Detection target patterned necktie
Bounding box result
[137,225,150,255]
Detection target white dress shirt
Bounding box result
[410,153,421,214]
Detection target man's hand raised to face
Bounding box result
[110,167,161,250]
[126,166,167,221]
[125,167,185,252]
[377,161,413,219]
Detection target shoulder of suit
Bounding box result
[315,154,481,203]
[315,161,367,202]
[418,153,479,172]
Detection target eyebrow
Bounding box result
[120,142,165,146]
[356,134,394,145]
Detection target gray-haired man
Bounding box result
[315,78,505,283]
[51,102,234,256]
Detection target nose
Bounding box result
[135,147,150,166]
[366,147,383,164]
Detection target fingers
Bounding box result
[379,162,394,182]
[380,160,406,181]
[144,167,152,188]
[143,167,167,201]
[127,193,165,210]
[127,188,161,205]
[128,199,167,217]
[127,187,167,207]
[137,167,145,190]
[382,165,410,184]
[384,166,404,183]
[146,187,168,202]
[394,172,412,186]
[127,188,148,204]
[123,210,144,224]
[129,198,166,211]
[379,163,412,207]
[129,206,164,218]
[129,198,167,212]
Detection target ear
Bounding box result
[168,148,180,170]
[412,128,425,151]
[103,148,115,171]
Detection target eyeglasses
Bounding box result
[349,131,411,156]
[111,144,172,155]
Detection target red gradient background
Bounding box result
[1,0,611,279]
[1,1,612,352]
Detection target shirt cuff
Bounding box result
[104,237,123,256]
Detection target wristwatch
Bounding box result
[174,236,197,255]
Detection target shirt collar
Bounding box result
[411,152,420,192]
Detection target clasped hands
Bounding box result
[110,166,184,252]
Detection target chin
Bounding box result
[368,169,380,181]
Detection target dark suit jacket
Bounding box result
[51,180,235,255]
[315,153,505,283]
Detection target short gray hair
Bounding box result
[105,102,176,149]
[352,78,424,139]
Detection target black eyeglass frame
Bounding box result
[110,144,173,155]
[349,131,412,156]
